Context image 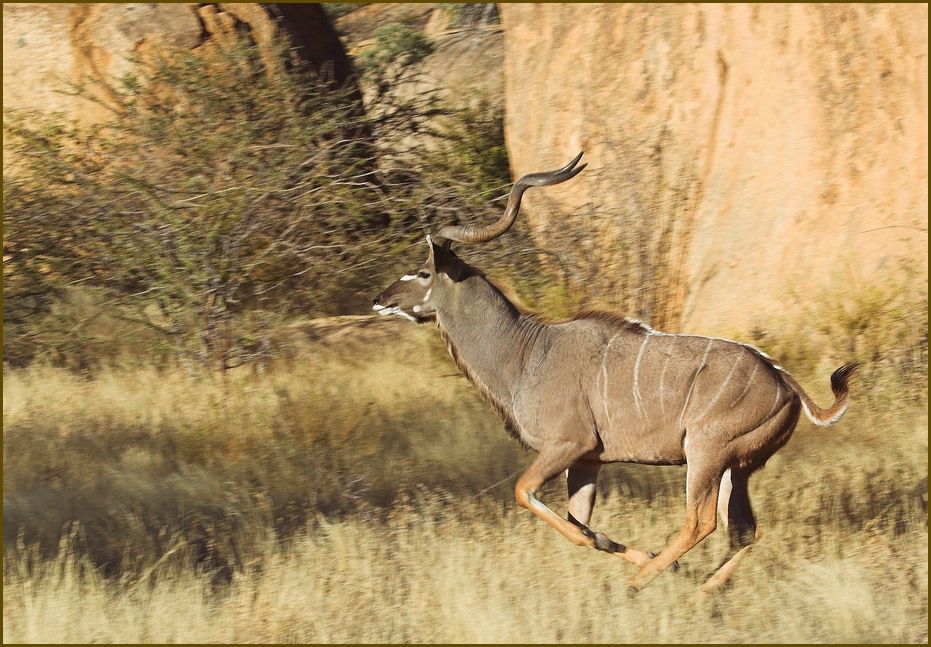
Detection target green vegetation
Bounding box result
[320,3,366,23]
[434,98,510,203]
[4,38,385,372]
[448,3,501,29]
[356,23,435,79]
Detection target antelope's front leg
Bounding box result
[567,461,651,567]
[515,447,648,567]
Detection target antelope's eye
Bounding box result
[418,270,431,279]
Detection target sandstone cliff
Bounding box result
[499,4,927,336]
[5,4,926,340]
[3,3,359,128]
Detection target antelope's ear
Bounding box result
[427,235,463,281]
[425,235,452,251]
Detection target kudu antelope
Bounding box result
[372,152,858,593]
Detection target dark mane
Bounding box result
[568,310,657,334]
[485,276,656,335]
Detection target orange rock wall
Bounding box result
[3,3,357,128]
[500,4,927,336]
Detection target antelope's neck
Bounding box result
[435,277,540,408]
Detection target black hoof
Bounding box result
[593,532,620,553]
[646,551,679,572]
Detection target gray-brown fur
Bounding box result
[372,152,859,593]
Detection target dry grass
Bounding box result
[3,317,530,576]
[3,315,928,643]
[3,485,927,643]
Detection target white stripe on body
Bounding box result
[697,353,743,421]
[730,362,759,408]
[678,339,714,429]
[658,336,676,416]
[632,335,650,418]
[766,381,782,418]
[601,333,621,426]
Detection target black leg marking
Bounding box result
[647,550,679,571]
[593,532,621,553]
[574,517,624,553]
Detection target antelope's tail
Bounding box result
[783,362,860,427]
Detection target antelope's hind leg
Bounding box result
[628,464,721,593]
[699,467,759,593]
[698,396,800,594]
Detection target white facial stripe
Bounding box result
[399,275,417,281]
[413,305,421,313]
[375,305,418,323]
[423,288,432,302]
[372,304,385,311]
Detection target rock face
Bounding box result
[3,3,359,128]
[499,4,927,337]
